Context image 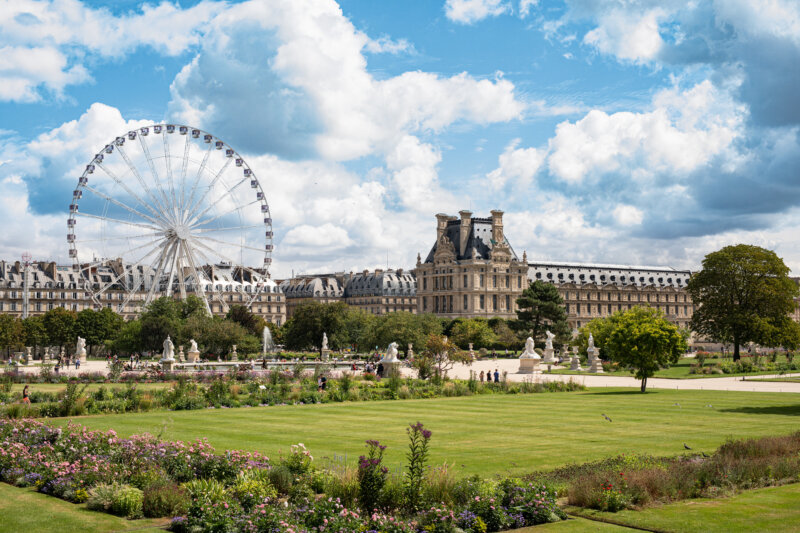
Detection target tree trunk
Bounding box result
[733,333,740,361]
[640,376,647,393]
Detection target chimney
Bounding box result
[435,213,450,240]
[459,210,472,257]
[491,210,504,243]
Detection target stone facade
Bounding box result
[279,275,345,318]
[414,210,527,319]
[0,260,285,325]
[528,262,694,331]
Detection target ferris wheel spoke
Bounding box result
[184,156,234,223]
[190,237,267,282]
[118,266,148,314]
[143,239,177,307]
[76,211,162,232]
[95,162,168,224]
[187,175,249,227]
[115,143,170,216]
[75,231,163,244]
[138,133,174,218]
[178,134,191,214]
[181,242,213,315]
[162,132,179,221]
[176,241,188,300]
[184,143,213,219]
[83,184,166,229]
[196,234,267,255]
[92,243,163,299]
[193,224,263,234]
[192,197,261,228]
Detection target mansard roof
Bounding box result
[344,269,416,297]
[279,276,343,298]
[424,217,518,263]
[528,260,692,289]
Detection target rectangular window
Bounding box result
[518,276,522,288]
[493,275,497,288]
[449,295,453,312]
[505,295,510,311]
[10,302,17,311]
[608,304,612,313]
[565,303,570,313]
[463,274,468,288]
[480,275,484,287]
[505,275,510,288]
[492,294,497,310]
[576,303,580,314]
[463,294,468,310]
[480,295,485,309]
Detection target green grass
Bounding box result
[55,388,800,476]
[549,355,799,379]
[567,482,800,533]
[513,517,633,531]
[748,377,800,383]
[0,483,166,533]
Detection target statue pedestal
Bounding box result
[41,350,50,364]
[79,351,87,364]
[160,358,175,371]
[542,347,556,364]
[570,356,583,371]
[589,358,604,373]
[187,350,200,363]
[321,349,330,361]
[382,361,401,378]
[518,356,541,374]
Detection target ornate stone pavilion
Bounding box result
[413,210,528,319]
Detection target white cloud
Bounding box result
[713,0,800,45]
[486,138,546,189]
[0,0,222,101]
[583,7,667,63]
[519,0,539,18]
[444,0,510,25]
[612,204,644,226]
[364,35,415,55]
[547,81,745,184]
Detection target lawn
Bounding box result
[56,388,800,476]
[749,377,800,383]
[549,355,798,379]
[10,382,170,393]
[0,483,166,533]
[567,482,800,532]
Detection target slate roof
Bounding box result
[424,217,518,263]
[343,269,416,297]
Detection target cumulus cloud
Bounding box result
[612,205,644,226]
[444,0,510,24]
[486,139,546,189]
[0,0,222,101]
[582,7,667,63]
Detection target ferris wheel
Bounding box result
[67,124,274,314]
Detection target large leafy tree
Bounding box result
[282,301,351,351]
[603,307,688,392]
[450,318,497,349]
[412,333,472,380]
[22,315,48,353]
[42,307,77,351]
[76,308,124,355]
[226,304,262,335]
[139,297,183,352]
[367,312,443,355]
[514,281,571,345]
[687,244,800,360]
[0,314,23,357]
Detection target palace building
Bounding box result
[413,210,528,319]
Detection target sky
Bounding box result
[0,0,799,278]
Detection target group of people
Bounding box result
[479,369,501,383]
[53,355,80,374]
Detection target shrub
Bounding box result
[184,478,227,505]
[143,482,189,518]
[112,485,144,518]
[267,464,293,494]
[230,471,277,510]
[87,483,119,513]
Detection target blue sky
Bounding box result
[1,0,799,277]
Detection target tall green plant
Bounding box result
[357,440,388,513]
[404,421,432,512]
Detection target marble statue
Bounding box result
[162,336,175,361]
[521,337,537,357]
[519,336,541,374]
[545,330,555,350]
[322,332,328,351]
[382,342,400,362]
[588,333,595,350]
[189,339,198,353]
[76,337,87,357]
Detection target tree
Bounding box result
[111,319,142,354]
[226,305,261,335]
[603,307,688,392]
[575,317,617,356]
[0,314,23,357]
[22,316,48,354]
[201,317,250,358]
[42,307,76,351]
[687,244,800,360]
[450,318,497,349]
[76,308,124,355]
[282,301,351,351]
[367,312,443,355]
[139,297,182,352]
[514,281,571,345]
[340,307,376,351]
[411,333,472,380]
[491,320,522,350]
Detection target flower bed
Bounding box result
[0,418,565,532]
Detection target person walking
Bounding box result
[22,385,30,404]
[493,369,500,383]
[75,358,80,370]
[479,370,485,383]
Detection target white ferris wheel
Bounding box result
[67,124,274,314]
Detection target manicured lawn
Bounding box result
[749,377,800,383]
[56,388,800,476]
[514,517,633,531]
[550,355,798,379]
[0,483,166,533]
[567,482,800,532]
